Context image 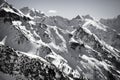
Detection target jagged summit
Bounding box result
[20,6,45,18]
[73,15,82,20]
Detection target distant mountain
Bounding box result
[20,7,45,18]
[100,15,120,33]
[0,1,120,80]
[82,14,94,20]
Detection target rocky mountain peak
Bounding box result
[20,6,45,18]
[74,15,82,20]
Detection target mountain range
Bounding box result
[0,1,120,80]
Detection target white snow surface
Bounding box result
[83,19,107,31]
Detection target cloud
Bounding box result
[48,10,57,14]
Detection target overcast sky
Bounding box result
[7,0,120,20]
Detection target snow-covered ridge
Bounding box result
[0,2,31,21]
[83,19,107,31]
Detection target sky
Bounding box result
[6,0,120,20]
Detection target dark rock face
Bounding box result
[0,45,71,80]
